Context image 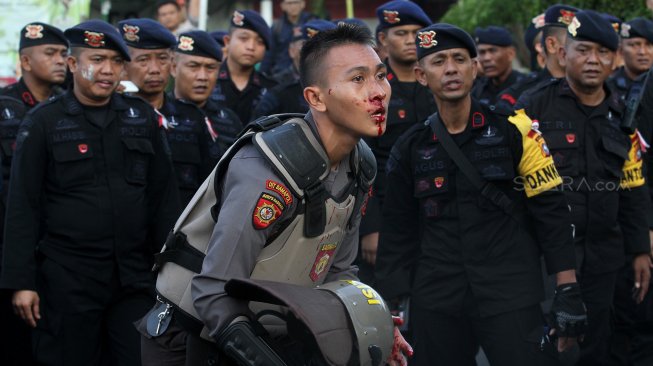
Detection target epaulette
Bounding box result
[26,93,62,117]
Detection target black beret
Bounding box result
[601,13,622,34]
[118,18,176,49]
[416,23,477,61]
[544,4,580,28]
[230,10,271,49]
[621,17,653,43]
[567,10,619,52]
[301,19,337,41]
[209,30,228,47]
[376,0,431,31]
[64,20,131,61]
[176,30,222,62]
[474,26,512,47]
[19,22,68,51]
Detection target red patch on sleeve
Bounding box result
[252,193,284,230]
[265,180,293,206]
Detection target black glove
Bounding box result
[550,283,588,338]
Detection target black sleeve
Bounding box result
[359,136,382,237]
[374,140,421,300]
[0,115,46,290]
[619,185,651,255]
[251,90,281,121]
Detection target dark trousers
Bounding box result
[411,289,559,366]
[33,258,152,366]
[576,271,618,366]
[609,263,653,366]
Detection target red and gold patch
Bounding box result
[310,243,337,282]
[558,10,576,26]
[122,24,140,42]
[434,176,444,188]
[266,180,293,206]
[24,24,44,39]
[398,109,406,119]
[84,31,105,48]
[417,30,437,49]
[252,193,285,230]
[383,10,400,24]
[178,36,194,51]
[306,27,319,38]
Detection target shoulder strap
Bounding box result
[428,113,514,214]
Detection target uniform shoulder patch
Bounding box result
[252,192,285,230]
[266,179,293,206]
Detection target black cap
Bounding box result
[416,23,477,60]
[621,17,653,43]
[567,10,619,52]
[175,30,222,61]
[209,30,227,47]
[64,20,131,61]
[230,10,271,49]
[19,22,68,51]
[118,18,176,49]
[544,4,580,28]
[601,13,622,34]
[474,26,512,47]
[376,0,431,31]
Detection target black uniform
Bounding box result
[471,70,525,109]
[0,77,64,111]
[606,67,637,103]
[518,78,650,366]
[251,80,308,119]
[200,98,243,154]
[495,68,556,115]
[375,100,575,365]
[0,90,180,366]
[211,62,277,123]
[360,62,437,239]
[158,94,224,206]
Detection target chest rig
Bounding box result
[154,114,376,336]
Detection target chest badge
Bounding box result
[310,243,337,282]
[566,133,576,144]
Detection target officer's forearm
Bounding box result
[555,269,577,286]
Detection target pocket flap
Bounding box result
[601,135,629,160]
[544,130,579,149]
[122,137,154,155]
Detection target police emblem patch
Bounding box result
[532,14,545,29]
[568,17,581,37]
[417,30,437,49]
[566,133,576,144]
[252,193,285,230]
[232,11,245,26]
[84,31,105,48]
[1,108,15,120]
[266,180,293,206]
[620,23,631,38]
[78,143,89,154]
[122,24,140,42]
[383,10,400,24]
[434,176,445,188]
[398,109,406,119]
[178,36,194,51]
[306,27,319,38]
[25,24,44,39]
[559,10,576,26]
[310,243,337,282]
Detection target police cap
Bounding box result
[474,26,512,47]
[230,10,271,49]
[118,18,176,49]
[376,0,431,31]
[567,10,619,52]
[601,13,622,34]
[416,23,477,61]
[301,19,337,41]
[19,22,68,51]
[175,30,223,62]
[543,4,580,28]
[621,17,653,44]
[64,20,131,61]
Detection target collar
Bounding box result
[557,78,623,116]
[218,61,261,87]
[62,90,128,115]
[17,78,36,107]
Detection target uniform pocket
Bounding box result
[543,130,580,176]
[122,137,154,185]
[171,146,201,189]
[51,142,94,188]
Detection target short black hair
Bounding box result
[541,26,566,55]
[156,0,180,12]
[300,23,374,88]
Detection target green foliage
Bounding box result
[441,0,650,32]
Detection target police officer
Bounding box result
[173,31,242,163]
[189,24,411,366]
[524,14,546,71]
[471,26,524,108]
[212,10,276,123]
[607,18,653,101]
[518,11,652,366]
[496,4,580,114]
[0,22,68,110]
[252,19,335,119]
[359,0,435,277]
[375,23,586,366]
[0,20,180,366]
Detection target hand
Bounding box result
[12,290,40,327]
[549,282,587,351]
[648,230,653,260]
[361,232,379,266]
[386,316,413,366]
[632,253,651,304]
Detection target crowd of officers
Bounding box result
[0,0,650,365]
